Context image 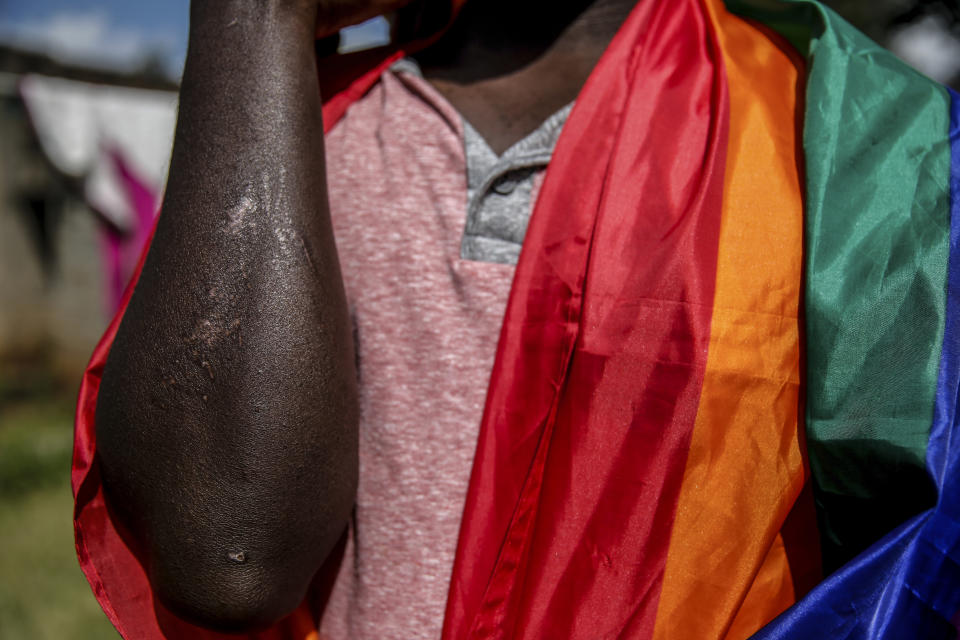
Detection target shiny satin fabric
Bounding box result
[731,0,960,635]
[443,0,732,636]
[653,1,817,638]
[753,89,960,628]
[727,0,951,572]
[445,0,960,637]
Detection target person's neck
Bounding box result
[413,0,637,155]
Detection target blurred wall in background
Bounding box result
[0,68,104,393]
[0,46,176,397]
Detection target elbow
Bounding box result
[93,338,358,632]
[135,479,355,633]
[149,547,308,633]
[139,490,355,633]
[95,439,356,635]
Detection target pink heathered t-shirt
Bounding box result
[320,66,556,639]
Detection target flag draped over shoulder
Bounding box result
[72,0,960,638]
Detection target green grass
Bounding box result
[0,399,119,640]
[0,401,75,499]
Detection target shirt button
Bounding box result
[492,175,518,195]
[493,168,534,195]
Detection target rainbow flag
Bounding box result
[73,0,960,637]
[441,0,960,637]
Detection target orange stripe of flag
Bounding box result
[652,1,813,638]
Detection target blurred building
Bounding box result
[829,0,960,87]
[0,45,177,393]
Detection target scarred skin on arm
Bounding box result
[94,0,406,631]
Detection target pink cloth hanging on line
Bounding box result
[100,148,159,313]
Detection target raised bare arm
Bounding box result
[94,0,388,630]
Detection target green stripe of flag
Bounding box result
[726,0,951,571]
